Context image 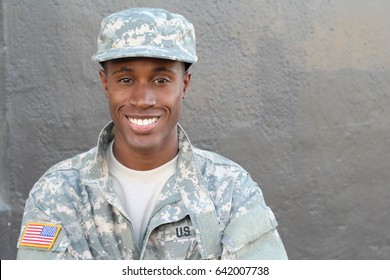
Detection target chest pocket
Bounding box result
[145,216,201,260]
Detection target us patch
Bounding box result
[20,222,62,250]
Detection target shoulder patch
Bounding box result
[20,222,62,250]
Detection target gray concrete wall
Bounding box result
[0,0,14,259]
[1,0,389,259]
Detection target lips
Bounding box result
[125,115,160,132]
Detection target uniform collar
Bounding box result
[82,121,194,188]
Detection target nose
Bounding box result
[129,84,157,109]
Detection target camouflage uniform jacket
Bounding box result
[17,122,287,260]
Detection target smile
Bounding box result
[127,117,159,126]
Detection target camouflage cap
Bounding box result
[92,8,198,63]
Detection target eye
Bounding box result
[153,78,170,84]
[118,77,134,84]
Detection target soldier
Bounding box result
[16,7,288,259]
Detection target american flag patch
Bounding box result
[20,222,62,250]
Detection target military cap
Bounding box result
[92,7,198,63]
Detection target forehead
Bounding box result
[105,57,184,72]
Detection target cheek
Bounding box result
[167,93,183,109]
[106,88,127,106]
[106,95,123,117]
[171,97,184,117]
[107,101,116,119]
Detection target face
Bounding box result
[99,57,191,161]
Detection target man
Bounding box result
[17,7,288,260]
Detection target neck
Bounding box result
[113,132,179,171]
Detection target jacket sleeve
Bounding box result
[16,188,73,260]
[220,172,288,260]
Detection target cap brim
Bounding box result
[92,46,198,64]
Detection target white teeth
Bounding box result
[128,117,158,126]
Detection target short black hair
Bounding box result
[184,63,191,73]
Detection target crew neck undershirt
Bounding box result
[105,141,177,248]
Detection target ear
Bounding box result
[99,69,109,98]
[182,71,192,99]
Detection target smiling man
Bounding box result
[16,7,288,260]
[100,58,189,171]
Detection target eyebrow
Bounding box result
[112,67,133,75]
[112,66,176,75]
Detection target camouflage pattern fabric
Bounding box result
[17,122,287,259]
[92,8,198,63]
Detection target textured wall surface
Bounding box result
[0,0,14,259]
[1,0,390,259]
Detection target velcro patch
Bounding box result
[20,222,62,250]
